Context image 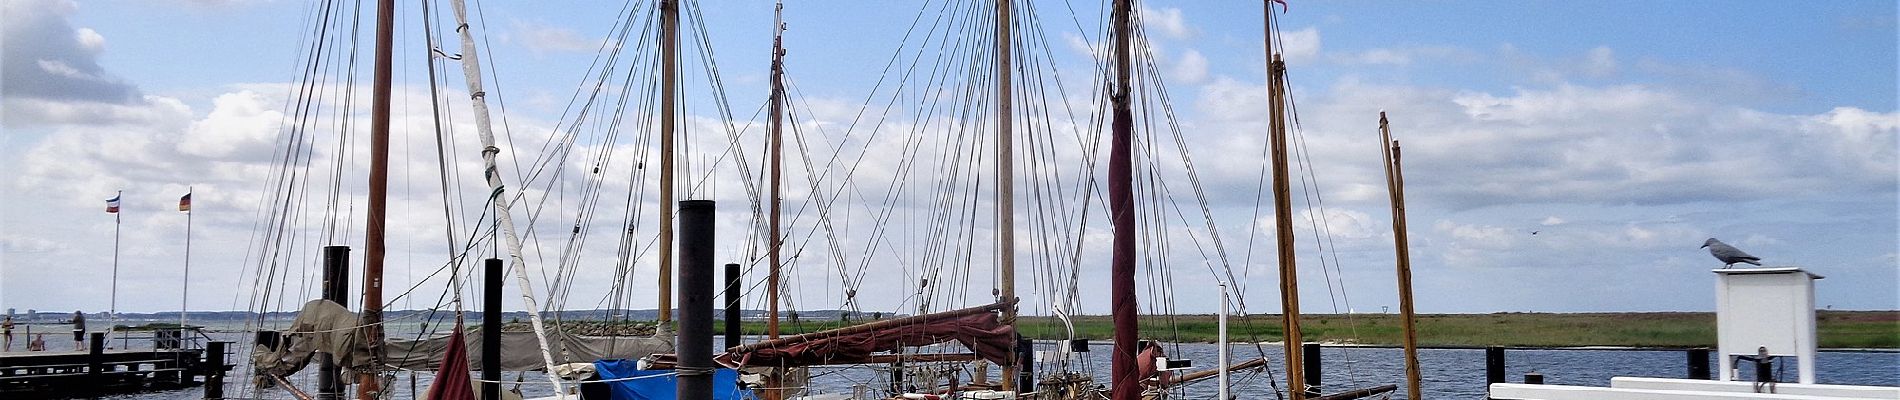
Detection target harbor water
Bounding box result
[61,329,1899,399]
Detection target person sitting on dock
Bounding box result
[70,311,85,351]
[28,333,45,351]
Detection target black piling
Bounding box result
[483,258,503,400]
[1485,347,1506,385]
[1523,373,1544,384]
[87,332,105,389]
[204,341,228,399]
[676,200,716,400]
[1687,348,1710,380]
[1304,342,1323,394]
[319,245,350,400]
[1017,336,1034,391]
[724,263,741,350]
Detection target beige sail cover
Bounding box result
[252,300,675,376]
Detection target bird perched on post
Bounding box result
[1702,238,1762,268]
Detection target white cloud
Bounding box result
[75,27,104,52]
[1278,27,1320,63]
[1141,6,1193,40]
[1168,49,1208,84]
[1583,46,1617,77]
[178,90,284,160]
[510,20,599,54]
[1329,46,1471,66]
[1541,216,1565,226]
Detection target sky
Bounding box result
[1,0,1895,317]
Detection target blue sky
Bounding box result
[3,0,1895,316]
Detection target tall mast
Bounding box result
[448,0,570,396]
[357,0,394,397]
[1266,11,1307,398]
[764,5,786,400]
[995,0,1019,392]
[766,0,785,344]
[657,0,679,326]
[1107,0,1139,399]
[1380,112,1423,399]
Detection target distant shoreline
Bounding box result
[16,310,1894,349]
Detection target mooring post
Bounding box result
[1687,348,1711,380]
[1304,342,1322,395]
[204,341,228,399]
[1017,336,1035,391]
[318,245,349,400]
[483,258,502,400]
[1523,373,1544,384]
[1485,347,1506,385]
[677,200,716,400]
[88,332,105,387]
[724,263,741,350]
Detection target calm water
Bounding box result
[61,331,1899,399]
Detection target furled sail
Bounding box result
[723,300,1017,368]
[251,299,674,376]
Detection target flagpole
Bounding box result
[110,190,121,326]
[180,188,192,331]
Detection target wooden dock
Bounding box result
[0,332,230,399]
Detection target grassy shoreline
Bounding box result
[495,310,1895,348]
[594,310,1893,349]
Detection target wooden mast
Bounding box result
[657,0,679,327]
[995,0,1019,392]
[1380,112,1423,399]
[1265,6,1306,397]
[357,0,394,397]
[1107,0,1140,399]
[766,0,785,345]
[765,3,786,400]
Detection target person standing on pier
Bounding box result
[70,311,85,351]
[3,315,14,351]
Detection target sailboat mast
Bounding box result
[1380,112,1423,399]
[658,0,679,326]
[763,7,787,399]
[1107,0,1139,399]
[995,0,1019,392]
[767,0,785,343]
[357,0,394,397]
[1265,8,1306,397]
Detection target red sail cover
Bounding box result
[735,312,1015,368]
[425,329,476,400]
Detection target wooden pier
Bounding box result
[0,332,231,399]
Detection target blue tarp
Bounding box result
[593,359,757,400]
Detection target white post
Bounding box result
[1218,281,1231,400]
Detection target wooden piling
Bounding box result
[204,341,228,399]
[1303,342,1322,395]
[320,245,349,400]
[1485,347,1505,385]
[1687,348,1711,380]
[483,258,502,400]
[87,332,105,391]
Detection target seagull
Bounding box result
[1702,238,1762,268]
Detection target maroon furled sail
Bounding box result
[1107,0,1139,399]
[725,301,1016,368]
[424,328,475,400]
